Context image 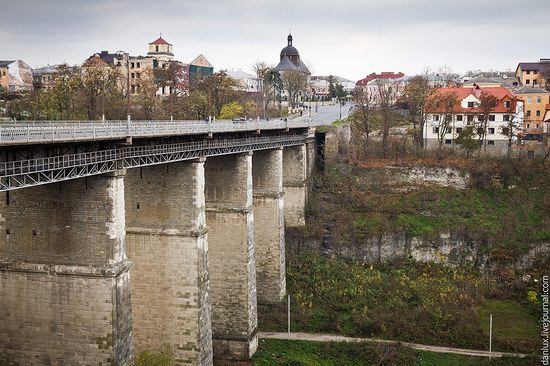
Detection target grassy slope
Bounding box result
[251,339,538,366]
[259,257,540,353]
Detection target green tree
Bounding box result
[455,126,480,157]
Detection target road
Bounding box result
[258,332,529,359]
[293,101,351,125]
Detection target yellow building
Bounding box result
[514,86,550,135]
[515,59,550,88]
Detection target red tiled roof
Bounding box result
[150,36,171,45]
[427,87,517,113]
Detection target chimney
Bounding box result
[473,85,481,98]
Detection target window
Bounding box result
[456,114,463,121]
[136,72,141,79]
[526,79,531,84]
[478,114,484,122]
[503,115,510,121]
[131,73,135,79]
[527,110,531,116]
[526,71,531,74]
[502,127,510,136]
[445,139,452,145]
[467,115,474,124]
[489,115,495,121]
[488,140,495,145]
[446,126,452,133]
[537,110,541,117]
[432,127,439,134]
[456,127,463,134]
[137,62,141,68]
[156,45,159,52]
[537,96,542,104]
[503,101,510,108]
[131,62,135,68]
[433,115,440,121]
[488,128,495,134]
[468,101,475,108]
[527,97,532,104]
[477,127,484,135]
[534,80,538,85]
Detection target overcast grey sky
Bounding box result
[1,0,549,81]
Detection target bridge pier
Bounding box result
[205,153,258,360]
[0,171,133,365]
[252,148,286,304]
[125,161,213,365]
[283,144,308,227]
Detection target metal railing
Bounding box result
[0,116,320,144]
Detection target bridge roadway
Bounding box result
[0,104,349,191]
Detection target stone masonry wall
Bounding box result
[252,149,285,304]
[0,172,133,365]
[283,145,307,227]
[125,161,213,366]
[205,153,258,360]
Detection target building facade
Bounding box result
[513,86,550,136]
[423,86,523,153]
[0,60,33,92]
[515,59,550,88]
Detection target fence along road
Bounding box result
[0,104,349,145]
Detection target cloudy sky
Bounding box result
[1,0,549,81]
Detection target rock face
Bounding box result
[289,165,548,269]
[291,228,549,269]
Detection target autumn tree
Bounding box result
[218,101,243,120]
[78,63,125,119]
[193,71,238,117]
[401,74,433,151]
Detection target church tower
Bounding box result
[147,35,174,61]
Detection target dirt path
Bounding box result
[258,332,529,358]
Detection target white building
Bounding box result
[226,69,259,93]
[423,86,524,153]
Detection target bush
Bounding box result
[136,345,175,366]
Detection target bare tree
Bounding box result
[501,100,523,158]
[280,70,309,111]
[253,61,269,119]
[477,91,498,153]
[401,74,434,152]
[352,85,376,158]
[375,78,401,158]
[426,90,459,150]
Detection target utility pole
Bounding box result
[489,314,493,360]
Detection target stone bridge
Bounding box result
[0,106,345,365]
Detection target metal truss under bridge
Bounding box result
[0,133,310,191]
